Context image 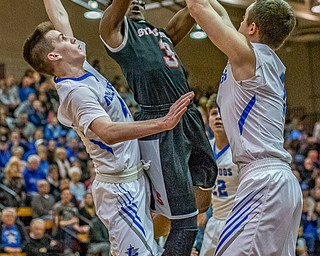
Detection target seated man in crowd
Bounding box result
[88,216,110,256]
[25,218,59,256]
[23,154,46,194]
[0,207,27,254]
[31,179,55,219]
[52,188,89,255]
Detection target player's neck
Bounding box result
[215,134,228,150]
[55,64,86,79]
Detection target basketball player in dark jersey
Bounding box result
[99,1,217,255]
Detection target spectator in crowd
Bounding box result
[65,138,79,163]
[56,178,77,210]
[18,75,35,103]
[302,210,318,255]
[300,157,318,188]
[26,70,44,90]
[0,156,27,207]
[31,179,55,219]
[38,89,52,115]
[36,142,49,175]
[47,164,61,201]
[0,74,20,116]
[7,112,36,141]
[307,148,320,168]
[47,139,57,164]
[87,216,110,256]
[0,207,27,254]
[27,129,46,156]
[84,160,95,191]
[78,192,95,225]
[54,147,71,179]
[23,154,47,194]
[75,147,90,182]
[11,146,27,172]
[52,188,89,255]
[28,99,48,128]
[25,218,59,256]
[68,166,85,205]
[0,105,11,138]
[313,119,320,145]
[7,130,29,156]
[296,225,308,256]
[301,183,316,227]
[44,115,65,142]
[13,93,36,119]
[0,135,11,171]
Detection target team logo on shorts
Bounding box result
[126,245,139,256]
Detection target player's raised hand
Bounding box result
[162,91,195,130]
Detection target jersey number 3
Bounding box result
[158,39,179,68]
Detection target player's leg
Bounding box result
[139,131,199,255]
[92,176,163,256]
[200,217,225,256]
[215,163,302,256]
[162,215,198,256]
[186,107,217,214]
[152,213,171,239]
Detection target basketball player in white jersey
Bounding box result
[185,0,302,255]
[23,1,194,255]
[199,94,239,256]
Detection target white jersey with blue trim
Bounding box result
[217,43,292,169]
[210,138,239,220]
[55,40,140,175]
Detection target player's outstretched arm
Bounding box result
[99,0,131,48]
[90,92,195,145]
[185,0,255,80]
[165,7,195,46]
[43,0,74,37]
[207,0,235,29]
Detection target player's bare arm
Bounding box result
[90,91,195,145]
[43,0,74,37]
[165,7,195,46]
[207,0,234,29]
[186,0,256,81]
[99,0,131,48]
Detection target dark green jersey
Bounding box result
[105,17,191,106]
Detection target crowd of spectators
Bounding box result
[1,68,320,255]
[0,68,111,256]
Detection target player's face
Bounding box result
[238,3,254,35]
[208,107,225,136]
[126,0,146,20]
[47,30,85,64]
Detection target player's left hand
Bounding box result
[162,91,195,130]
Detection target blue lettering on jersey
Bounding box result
[117,96,129,118]
[126,245,139,256]
[220,68,227,85]
[104,80,115,106]
[90,139,114,155]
